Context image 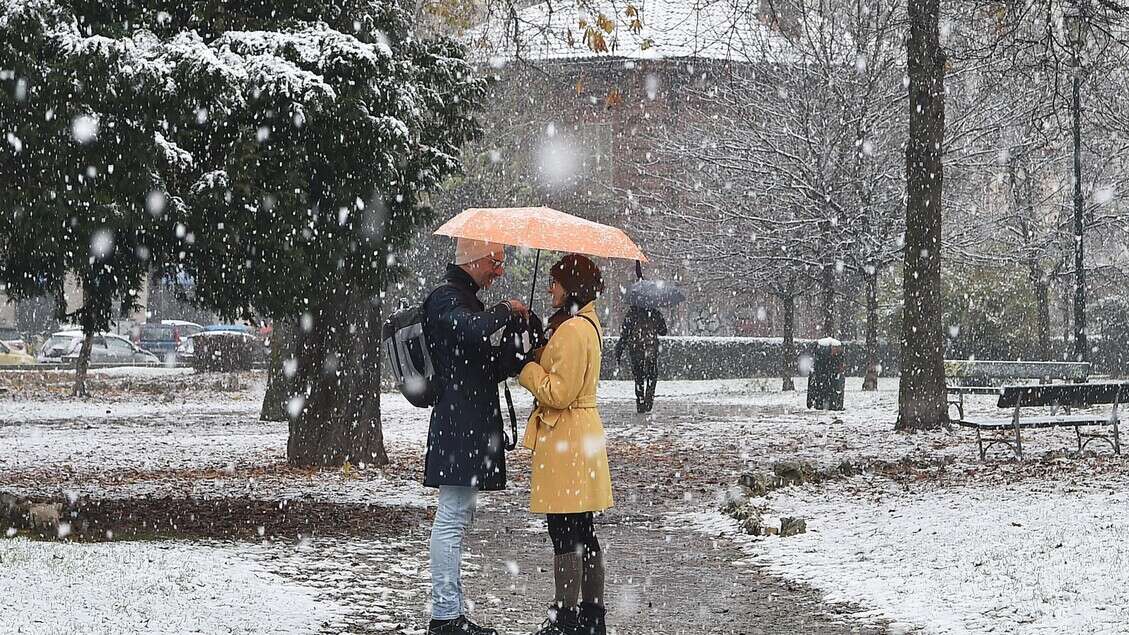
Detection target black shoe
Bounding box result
[531,604,581,635]
[428,615,498,635]
[578,602,606,635]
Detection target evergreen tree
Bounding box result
[1,2,182,395]
[2,1,484,466]
[152,2,484,467]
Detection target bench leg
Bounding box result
[976,427,985,461]
[1014,424,1023,460]
[1076,426,1083,453]
[1115,418,1122,455]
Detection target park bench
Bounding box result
[954,382,1125,460]
[945,360,1090,421]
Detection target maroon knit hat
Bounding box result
[550,254,605,305]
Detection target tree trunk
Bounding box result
[821,261,835,337]
[261,318,296,422]
[780,293,796,392]
[71,286,98,398]
[287,282,388,468]
[1030,268,1051,360]
[72,329,95,398]
[350,299,387,467]
[1012,147,1051,362]
[862,269,880,391]
[146,270,164,321]
[1061,274,1072,353]
[896,0,948,431]
[1071,67,1087,362]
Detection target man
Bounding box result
[422,238,528,635]
[615,305,667,413]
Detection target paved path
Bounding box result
[260,400,888,634]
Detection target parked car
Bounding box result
[136,320,204,361]
[0,340,35,365]
[0,326,28,354]
[39,330,159,365]
[191,326,265,371]
[175,334,197,364]
[37,330,86,363]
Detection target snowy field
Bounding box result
[0,537,343,634]
[4,370,1129,633]
[673,473,1129,634]
[646,380,1129,634]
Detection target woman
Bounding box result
[518,254,612,635]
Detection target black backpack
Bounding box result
[382,301,440,408]
[381,290,523,451]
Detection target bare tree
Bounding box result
[626,0,908,389]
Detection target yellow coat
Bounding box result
[518,301,614,514]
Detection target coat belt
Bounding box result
[570,396,597,409]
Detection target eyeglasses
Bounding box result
[489,257,505,270]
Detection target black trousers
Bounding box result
[630,348,658,413]
[547,512,601,557]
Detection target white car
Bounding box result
[175,333,197,362]
[38,330,159,365]
[0,326,28,354]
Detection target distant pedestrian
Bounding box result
[422,238,530,635]
[615,305,667,413]
[517,254,612,635]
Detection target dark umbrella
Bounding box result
[626,279,685,308]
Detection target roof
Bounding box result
[463,0,852,64]
[161,320,203,327]
[49,330,130,341]
[205,324,252,332]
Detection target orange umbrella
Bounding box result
[434,206,647,262]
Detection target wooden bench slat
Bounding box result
[997,383,1129,408]
[958,414,1116,430]
[947,386,1007,395]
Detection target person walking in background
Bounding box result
[517,254,612,635]
[615,305,667,413]
[422,238,529,635]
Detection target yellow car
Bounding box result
[0,339,35,365]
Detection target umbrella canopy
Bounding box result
[626,279,685,308]
[434,206,647,262]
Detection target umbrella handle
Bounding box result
[528,249,541,311]
[635,260,643,281]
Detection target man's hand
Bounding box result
[504,298,530,320]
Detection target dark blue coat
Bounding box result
[421,264,514,490]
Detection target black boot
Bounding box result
[531,604,581,635]
[428,615,498,635]
[578,602,606,635]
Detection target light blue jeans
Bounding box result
[430,485,478,620]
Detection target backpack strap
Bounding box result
[503,384,518,451]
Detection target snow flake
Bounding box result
[146,191,167,217]
[71,114,98,144]
[89,229,114,260]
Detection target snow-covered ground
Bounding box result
[1,537,343,634]
[673,473,1129,634]
[5,373,1128,633]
